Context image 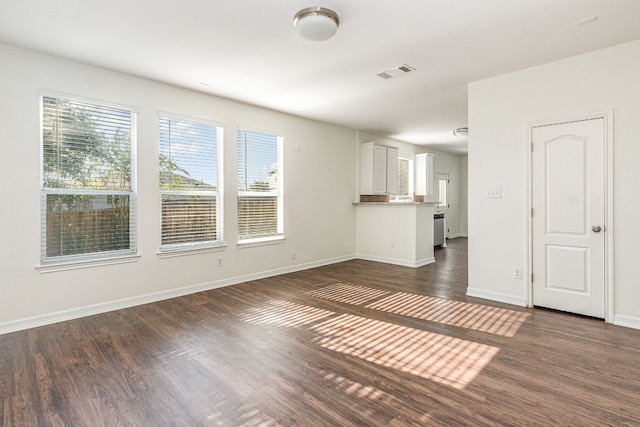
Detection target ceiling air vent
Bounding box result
[377,64,416,80]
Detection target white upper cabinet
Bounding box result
[415,153,434,197]
[360,142,399,195]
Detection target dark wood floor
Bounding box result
[2,238,640,426]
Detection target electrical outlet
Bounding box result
[291,251,296,261]
[485,187,502,199]
[513,268,522,280]
[217,257,223,267]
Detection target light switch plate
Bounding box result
[513,268,523,279]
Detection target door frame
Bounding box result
[526,111,614,322]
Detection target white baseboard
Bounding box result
[356,254,435,268]
[0,255,356,335]
[613,315,640,330]
[447,233,462,239]
[466,287,527,307]
[467,292,640,330]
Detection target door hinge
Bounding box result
[531,143,534,152]
[531,273,534,282]
[531,208,534,217]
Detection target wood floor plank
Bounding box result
[1,238,640,426]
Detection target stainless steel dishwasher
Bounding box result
[434,213,445,247]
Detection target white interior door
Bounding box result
[436,173,449,213]
[531,118,606,318]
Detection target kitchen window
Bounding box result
[397,157,413,197]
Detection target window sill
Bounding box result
[37,253,141,274]
[237,235,285,249]
[157,243,227,259]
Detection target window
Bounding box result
[41,95,136,264]
[397,157,413,197]
[159,114,222,250]
[237,129,283,242]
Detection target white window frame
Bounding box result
[237,128,284,246]
[158,113,224,256]
[39,91,138,269]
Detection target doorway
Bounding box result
[529,113,612,319]
[436,173,450,247]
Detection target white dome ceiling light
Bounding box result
[293,7,340,41]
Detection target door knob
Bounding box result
[592,225,602,233]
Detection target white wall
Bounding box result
[0,43,358,331]
[468,39,640,327]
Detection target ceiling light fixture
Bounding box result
[453,127,468,137]
[293,7,340,41]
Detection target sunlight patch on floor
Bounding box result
[311,314,500,390]
[306,282,390,305]
[367,292,530,337]
[239,300,334,327]
[321,370,396,402]
[207,405,277,427]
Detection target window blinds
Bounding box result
[159,114,221,248]
[41,95,136,261]
[237,129,282,240]
[397,158,410,196]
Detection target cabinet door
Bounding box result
[373,145,388,194]
[386,148,398,195]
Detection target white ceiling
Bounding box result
[1,1,640,154]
